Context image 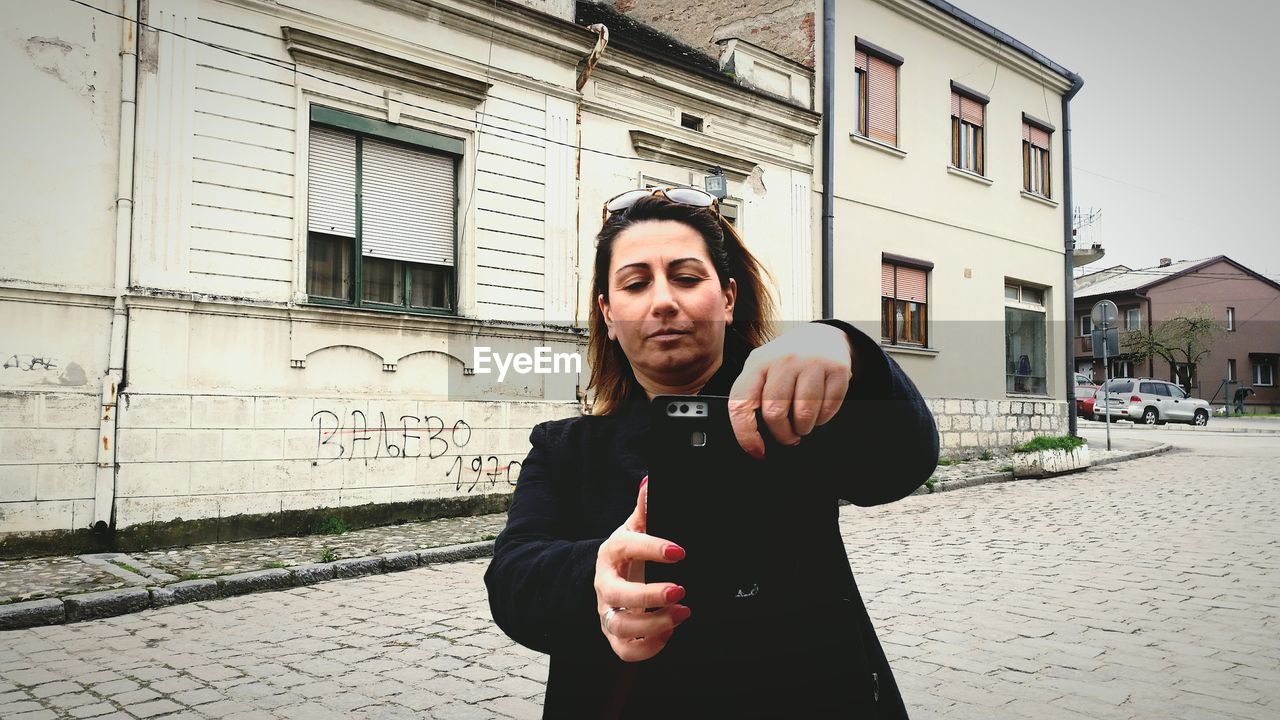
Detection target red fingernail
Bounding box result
[664,585,685,604]
[640,476,648,490]
[672,605,692,623]
[663,544,685,561]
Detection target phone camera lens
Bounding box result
[668,404,677,414]
[680,404,689,414]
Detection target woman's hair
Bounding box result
[586,194,777,415]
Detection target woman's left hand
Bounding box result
[728,323,853,459]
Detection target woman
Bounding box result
[485,189,938,717]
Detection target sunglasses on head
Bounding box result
[601,186,720,224]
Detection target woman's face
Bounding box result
[598,219,736,389]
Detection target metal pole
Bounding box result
[1102,347,1111,451]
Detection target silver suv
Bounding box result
[1092,378,1211,426]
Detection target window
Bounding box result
[881,258,930,346]
[854,39,902,146]
[680,113,704,132]
[306,107,459,312]
[1125,307,1141,331]
[1022,114,1053,197]
[950,83,987,175]
[1080,314,1092,337]
[1255,357,1276,386]
[1227,307,1235,331]
[1004,281,1047,395]
[1110,360,1133,379]
[1228,359,1237,382]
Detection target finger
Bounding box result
[610,630,676,663]
[816,368,850,427]
[598,579,686,612]
[791,365,827,437]
[621,477,648,534]
[599,530,683,567]
[605,604,691,641]
[760,363,801,446]
[728,365,767,459]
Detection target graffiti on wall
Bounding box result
[4,354,58,371]
[310,409,522,491]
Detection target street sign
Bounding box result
[1091,299,1119,330]
[1091,327,1120,359]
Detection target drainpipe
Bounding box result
[574,24,608,411]
[820,0,835,318]
[94,0,139,531]
[1061,73,1083,437]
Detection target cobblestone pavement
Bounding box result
[1,440,1277,719]
[0,514,509,605]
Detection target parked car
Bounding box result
[1074,372,1098,417]
[1091,378,1211,426]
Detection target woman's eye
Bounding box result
[622,280,649,291]
[674,275,701,285]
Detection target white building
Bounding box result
[0,0,816,553]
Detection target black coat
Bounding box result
[485,321,938,718]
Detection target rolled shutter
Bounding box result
[951,90,960,117]
[960,96,984,126]
[308,126,357,238]
[361,137,457,267]
[1024,121,1050,149]
[896,266,927,303]
[855,50,867,71]
[866,55,897,145]
[881,263,895,296]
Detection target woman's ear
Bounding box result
[597,293,616,340]
[723,278,737,324]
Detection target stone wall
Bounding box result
[605,0,815,67]
[925,397,1070,458]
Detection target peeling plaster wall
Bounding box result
[0,2,122,289]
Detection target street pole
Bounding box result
[1102,341,1111,451]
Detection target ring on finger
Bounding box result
[602,607,625,635]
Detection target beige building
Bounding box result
[0,0,816,553]
[608,0,1084,454]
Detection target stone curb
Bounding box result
[0,540,495,632]
[911,442,1175,496]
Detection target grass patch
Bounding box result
[178,572,203,581]
[263,560,287,570]
[1014,435,1085,453]
[318,547,339,563]
[936,458,958,466]
[311,516,350,536]
[116,562,145,576]
[998,465,1013,473]
[924,477,937,493]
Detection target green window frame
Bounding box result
[305,106,462,315]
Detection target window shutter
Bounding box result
[960,96,984,126]
[855,50,867,71]
[1024,121,1050,149]
[896,266,927,303]
[360,137,456,267]
[308,126,357,238]
[866,55,897,145]
[881,263,895,296]
[951,90,960,117]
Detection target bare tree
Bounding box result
[1121,309,1224,388]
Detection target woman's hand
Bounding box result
[728,323,854,459]
[594,477,692,662]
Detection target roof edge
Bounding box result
[917,0,1079,83]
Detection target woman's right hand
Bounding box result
[594,477,692,662]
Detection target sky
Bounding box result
[952,0,1280,281]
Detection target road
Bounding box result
[1,431,1277,719]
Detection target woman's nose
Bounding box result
[650,276,678,315]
